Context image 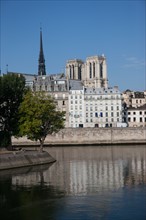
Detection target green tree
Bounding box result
[18,91,65,150]
[0,73,26,148]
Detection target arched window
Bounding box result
[72,65,75,79]
[69,65,71,79]
[89,63,92,78]
[93,62,95,77]
[100,62,103,78]
[78,66,82,80]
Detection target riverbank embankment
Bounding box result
[12,127,146,146]
[0,150,56,170]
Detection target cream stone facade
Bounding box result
[68,80,84,128]
[66,55,108,89]
[33,75,69,127]
[66,59,83,80]
[84,86,123,128]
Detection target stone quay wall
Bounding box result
[12,127,146,146]
[0,150,56,170]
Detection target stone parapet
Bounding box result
[12,127,146,146]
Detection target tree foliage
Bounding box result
[18,91,65,149]
[0,73,26,148]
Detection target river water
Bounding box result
[0,145,146,220]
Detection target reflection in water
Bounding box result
[0,145,146,220]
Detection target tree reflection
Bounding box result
[0,163,66,220]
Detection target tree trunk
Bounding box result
[0,131,12,150]
[39,137,45,152]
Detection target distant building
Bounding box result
[127,104,146,127]
[68,80,84,128]
[83,86,123,128]
[33,74,69,127]
[6,29,130,128]
[66,55,108,89]
[7,72,36,90]
[131,91,145,108]
[122,90,146,108]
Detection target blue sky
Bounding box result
[0,0,145,91]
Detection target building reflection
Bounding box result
[11,146,146,194]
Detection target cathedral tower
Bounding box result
[38,28,46,76]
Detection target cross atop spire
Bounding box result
[38,28,46,76]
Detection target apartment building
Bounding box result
[68,80,84,128]
[84,86,123,128]
[127,104,146,127]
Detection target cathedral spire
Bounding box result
[38,28,46,76]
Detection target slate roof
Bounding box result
[69,80,83,90]
[84,87,120,95]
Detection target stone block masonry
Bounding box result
[0,150,56,170]
[12,127,146,146]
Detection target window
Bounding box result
[133,117,136,122]
[93,62,95,77]
[111,106,113,111]
[75,96,77,99]
[133,112,136,115]
[106,106,108,111]
[71,96,73,99]
[140,111,142,115]
[128,117,131,122]
[128,112,131,115]
[100,112,103,117]
[86,119,88,122]
[73,65,75,79]
[86,113,88,117]
[71,100,73,104]
[90,113,93,117]
[117,106,119,110]
[100,63,103,78]
[117,118,119,122]
[69,65,71,79]
[140,117,143,122]
[90,119,93,122]
[106,112,108,117]
[117,112,119,117]
[89,62,92,79]
[75,100,78,104]
[111,112,114,117]
[63,100,65,105]
[95,112,98,117]
[136,100,138,103]
[106,118,108,122]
